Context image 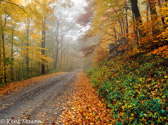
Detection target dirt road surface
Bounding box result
[0,71,78,125]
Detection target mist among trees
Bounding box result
[0,0,84,84]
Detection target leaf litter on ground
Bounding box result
[56,73,113,125]
[0,72,65,99]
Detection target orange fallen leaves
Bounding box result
[58,73,113,124]
[0,72,65,99]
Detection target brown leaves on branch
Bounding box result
[81,45,97,57]
[94,47,109,63]
[76,1,93,26]
[147,45,168,57]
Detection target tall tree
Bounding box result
[54,19,60,70]
[130,0,144,37]
[26,17,30,76]
[148,0,159,36]
[41,17,46,74]
[10,25,14,81]
[125,0,129,37]
[1,14,7,83]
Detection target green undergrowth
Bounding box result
[87,54,168,125]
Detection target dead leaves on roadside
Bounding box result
[57,73,113,125]
[0,72,65,99]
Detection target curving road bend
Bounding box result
[0,71,78,125]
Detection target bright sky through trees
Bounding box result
[68,0,89,40]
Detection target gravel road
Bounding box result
[0,71,78,125]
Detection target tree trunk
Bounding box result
[17,60,21,81]
[1,15,7,83]
[64,53,66,70]
[41,17,46,74]
[125,0,129,37]
[66,46,69,69]
[2,28,6,83]
[59,41,63,69]
[130,0,144,37]
[31,42,34,76]
[147,2,149,21]
[54,43,59,70]
[158,0,165,27]
[54,20,60,70]
[122,18,125,35]
[26,18,30,76]
[10,26,14,81]
[113,27,117,41]
[149,0,159,36]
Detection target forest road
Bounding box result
[0,71,79,125]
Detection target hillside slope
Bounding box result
[87,54,168,124]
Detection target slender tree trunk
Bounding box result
[18,59,21,80]
[119,19,123,36]
[64,53,66,70]
[2,28,6,83]
[46,63,49,73]
[41,17,46,74]
[1,15,7,83]
[66,46,69,69]
[54,42,59,70]
[21,39,25,80]
[54,20,60,70]
[59,41,63,69]
[122,18,125,35]
[147,2,149,21]
[26,18,30,76]
[10,26,14,81]
[125,0,129,37]
[70,57,73,71]
[146,2,150,36]
[31,43,33,76]
[114,28,117,40]
[111,6,123,36]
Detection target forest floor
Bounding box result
[0,71,112,125]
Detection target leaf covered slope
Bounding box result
[87,54,168,124]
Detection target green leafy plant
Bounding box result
[87,54,168,124]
